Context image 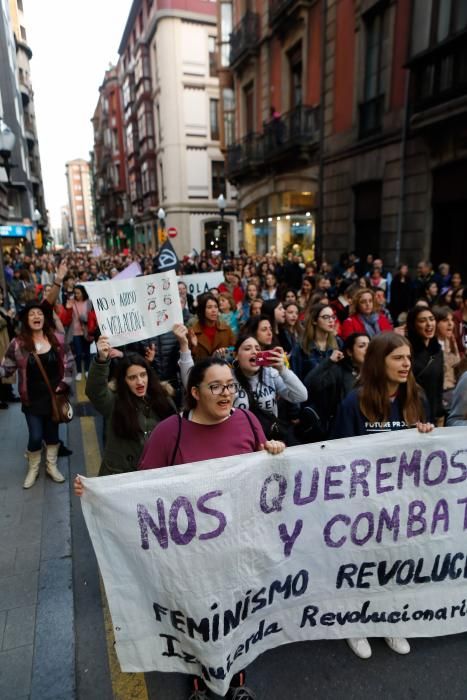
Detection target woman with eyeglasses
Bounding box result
[290,302,343,382]
[175,325,306,444]
[340,288,393,341]
[138,355,284,700]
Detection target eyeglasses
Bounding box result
[200,382,239,396]
[318,314,335,321]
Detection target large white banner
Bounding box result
[179,271,224,298]
[80,428,467,695]
[84,270,182,346]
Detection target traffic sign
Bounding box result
[167,226,178,238]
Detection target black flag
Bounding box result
[153,239,180,273]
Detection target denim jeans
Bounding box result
[72,335,91,373]
[24,412,59,451]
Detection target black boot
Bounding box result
[58,440,73,457]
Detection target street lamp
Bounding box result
[0,118,16,183]
[216,194,226,253]
[158,207,166,244]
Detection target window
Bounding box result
[288,43,303,108]
[17,0,23,10]
[220,3,233,67]
[211,161,225,199]
[223,88,235,145]
[210,99,219,140]
[411,0,467,56]
[359,7,388,136]
[208,36,217,77]
[243,82,255,134]
[20,25,27,41]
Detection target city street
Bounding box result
[1,384,467,700]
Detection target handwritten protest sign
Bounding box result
[80,427,467,695]
[84,270,182,346]
[179,271,224,297]
[114,261,142,280]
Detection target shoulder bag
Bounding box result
[32,351,74,423]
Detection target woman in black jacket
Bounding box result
[304,332,370,436]
[406,305,444,424]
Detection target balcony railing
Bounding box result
[410,34,467,116]
[358,94,385,139]
[230,11,259,68]
[263,104,320,159]
[226,132,264,179]
[226,104,320,182]
[268,0,312,28]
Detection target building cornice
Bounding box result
[118,0,143,55]
[146,9,216,43]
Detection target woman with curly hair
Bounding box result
[0,301,74,488]
[84,335,176,475]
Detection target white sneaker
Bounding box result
[76,373,82,381]
[385,637,411,654]
[346,637,372,659]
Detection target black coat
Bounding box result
[389,275,415,321]
[304,356,358,435]
[411,338,444,422]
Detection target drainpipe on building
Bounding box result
[316,0,327,266]
[395,70,411,270]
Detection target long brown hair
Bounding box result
[358,332,424,424]
[301,302,338,353]
[19,305,59,353]
[112,354,175,439]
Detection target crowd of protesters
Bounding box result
[1,244,467,698]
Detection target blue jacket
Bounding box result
[331,389,410,439]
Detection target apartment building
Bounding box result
[0,0,43,251]
[65,159,95,247]
[221,0,467,272]
[92,66,129,250]
[116,0,235,256]
[8,0,46,225]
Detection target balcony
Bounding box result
[230,11,260,70]
[263,104,320,164]
[226,104,320,183]
[226,132,264,180]
[269,0,313,32]
[358,94,385,139]
[408,32,467,130]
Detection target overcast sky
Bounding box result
[24,0,132,228]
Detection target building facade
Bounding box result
[113,0,236,257]
[65,159,95,248]
[92,66,129,251]
[0,0,46,252]
[221,0,467,272]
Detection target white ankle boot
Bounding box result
[385,637,411,654]
[346,637,372,659]
[45,443,65,483]
[24,449,42,489]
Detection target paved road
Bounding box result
[2,385,467,700]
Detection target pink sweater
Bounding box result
[138,409,266,469]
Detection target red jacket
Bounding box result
[340,312,393,340]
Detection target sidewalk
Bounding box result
[0,400,75,700]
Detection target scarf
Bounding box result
[359,312,380,337]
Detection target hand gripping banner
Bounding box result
[80,427,467,695]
